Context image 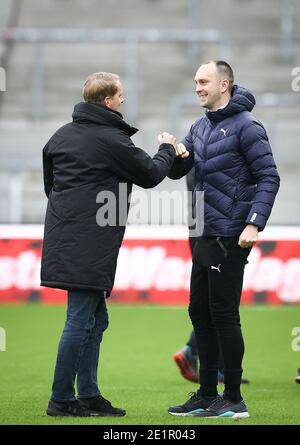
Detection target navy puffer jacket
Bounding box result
[169,85,280,236]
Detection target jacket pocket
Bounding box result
[194,237,227,267]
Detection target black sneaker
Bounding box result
[78,395,126,417]
[295,368,300,384]
[168,391,217,416]
[46,399,89,417]
[192,395,250,419]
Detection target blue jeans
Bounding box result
[51,289,109,402]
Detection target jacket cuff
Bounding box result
[245,211,266,231]
[158,143,175,153]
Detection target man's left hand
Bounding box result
[239,224,258,248]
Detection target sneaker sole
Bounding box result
[88,410,126,417]
[46,409,87,417]
[233,412,250,419]
[173,353,198,383]
[168,408,205,417]
[195,411,250,419]
[47,408,125,417]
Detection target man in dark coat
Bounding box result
[167,61,280,419]
[42,72,177,417]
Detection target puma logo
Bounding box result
[211,264,221,272]
[220,128,228,136]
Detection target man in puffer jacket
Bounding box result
[168,61,280,419]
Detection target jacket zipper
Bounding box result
[201,122,214,190]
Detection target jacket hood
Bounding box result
[72,102,138,136]
[206,84,256,123]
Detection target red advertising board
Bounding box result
[0,225,299,305]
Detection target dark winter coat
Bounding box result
[41,102,176,293]
[168,85,280,236]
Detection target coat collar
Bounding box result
[72,102,138,136]
[206,85,256,123]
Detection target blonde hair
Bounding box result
[83,72,121,103]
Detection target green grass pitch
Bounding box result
[0,304,299,425]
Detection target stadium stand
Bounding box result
[0,0,300,224]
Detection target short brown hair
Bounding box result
[214,60,234,93]
[83,72,120,103]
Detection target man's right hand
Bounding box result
[175,143,189,158]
